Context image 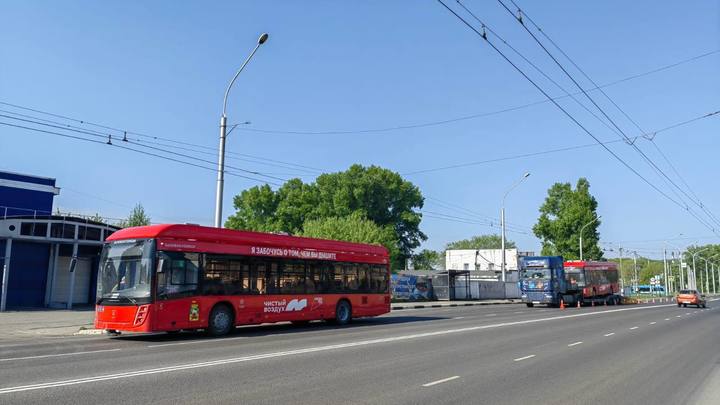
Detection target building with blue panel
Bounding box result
[0,171,118,311]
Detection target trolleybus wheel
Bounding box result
[334,300,352,325]
[207,304,234,336]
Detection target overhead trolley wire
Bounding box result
[221,50,720,136]
[403,109,719,176]
[0,121,283,187]
[497,0,720,231]
[435,0,719,237]
[0,100,324,174]
[0,113,292,183]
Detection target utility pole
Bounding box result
[619,247,624,293]
[663,248,668,296]
[633,251,638,294]
[677,251,684,290]
[500,172,530,283]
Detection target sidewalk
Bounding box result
[0,309,95,339]
[391,299,521,310]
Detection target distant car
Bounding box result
[676,289,707,308]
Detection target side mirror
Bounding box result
[157,258,165,273]
[68,257,77,273]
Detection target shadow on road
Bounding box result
[112,315,447,344]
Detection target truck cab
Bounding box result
[519,256,565,307]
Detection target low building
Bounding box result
[0,171,118,310]
[446,248,519,273]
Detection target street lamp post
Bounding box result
[500,172,530,283]
[214,33,269,228]
[691,247,710,291]
[703,254,720,295]
[579,216,601,261]
[633,251,638,293]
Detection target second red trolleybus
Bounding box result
[95,224,390,336]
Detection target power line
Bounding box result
[222,49,719,136]
[0,121,283,186]
[0,113,290,183]
[402,111,717,177]
[422,213,532,235]
[455,0,626,139]
[0,106,320,175]
[436,0,719,237]
[0,100,324,174]
[498,0,720,231]
[424,196,533,232]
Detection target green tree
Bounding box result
[226,164,425,264]
[610,256,666,286]
[299,212,400,266]
[88,213,107,224]
[533,178,602,260]
[412,249,443,270]
[117,203,151,228]
[445,234,515,250]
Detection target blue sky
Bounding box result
[1,1,719,258]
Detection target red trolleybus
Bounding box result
[563,260,620,305]
[95,224,390,336]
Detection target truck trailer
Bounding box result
[519,256,621,307]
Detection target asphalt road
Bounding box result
[0,300,718,404]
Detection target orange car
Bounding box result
[676,289,707,308]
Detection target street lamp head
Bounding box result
[258,33,269,45]
[523,172,530,178]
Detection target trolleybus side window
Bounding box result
[371,265,389,293]
[203,255,251,295]
[265,261,281,294]
[358,264,371,292]
[280,262,306,294]
[157,252,199,299]
[333,264,345,292]
[345,264,359,292]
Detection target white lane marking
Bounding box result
[485,314,497,317]
[567,341,583,347]
[0,349,121,362]
[649,322,657,325]
[147,336,247,348]
[0,303,677,395]
[513,355,536,362]
[452,317,465,320]
[630,326,639,330]
[604,333,615,337]
[665,318,671,321]
[514,311,524,314]
[422,376,460,387]
[676,315,682,318]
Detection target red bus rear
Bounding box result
[94,224,390,336]
[563,260,619,299]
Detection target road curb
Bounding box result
[391,301,521,310]
[74,328,106,336]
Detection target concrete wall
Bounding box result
[452,280,521,300]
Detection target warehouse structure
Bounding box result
[0,171,118,310]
